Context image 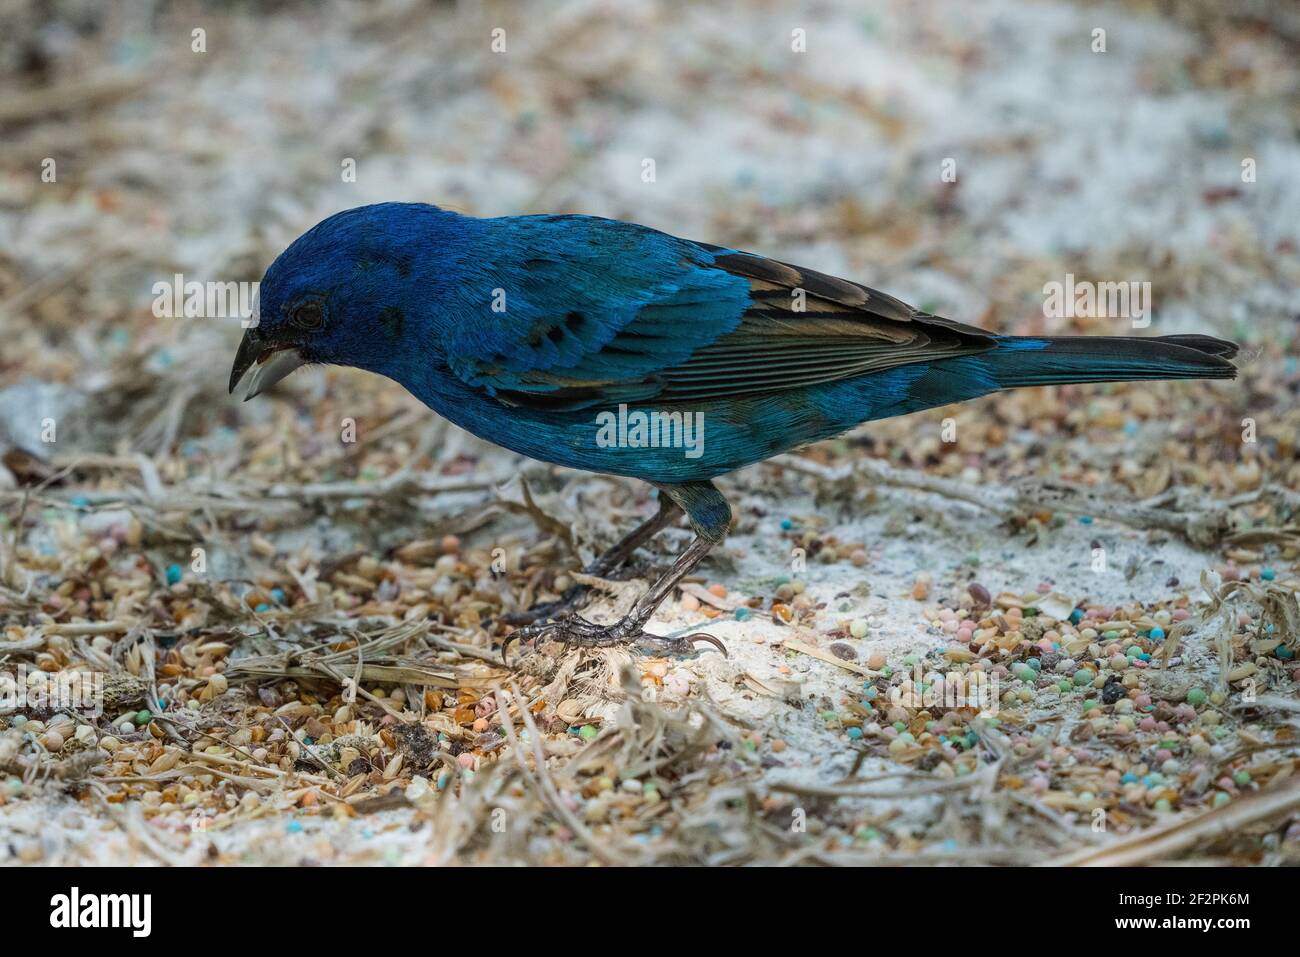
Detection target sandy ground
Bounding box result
[1,0,1298,865]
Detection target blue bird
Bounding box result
[229,202,1237,659]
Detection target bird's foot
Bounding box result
[496,558,666,627]
[497,586,588,627]
[502,613,726,664]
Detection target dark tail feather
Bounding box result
[1153,334,1239,359]
[988,335,1238,388]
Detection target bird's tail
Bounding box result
[986,334,1238,388]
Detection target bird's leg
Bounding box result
[503,481,730,662]
[587,497,684,577]
[499,497,682,626]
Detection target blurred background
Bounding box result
[0,0,1298,865]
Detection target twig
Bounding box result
[276,716,346,781]
[1047,775,1300,866]
[494,685,629,866]
[770,453,1242,545]
[0,68,153,127]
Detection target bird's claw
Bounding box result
[496,589,586,627]
[652,631,728,657]
[501,614,727,665]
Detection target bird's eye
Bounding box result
[292,301,324,329]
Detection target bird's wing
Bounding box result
[445,217,996,410]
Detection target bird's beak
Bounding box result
[229,331,308,401]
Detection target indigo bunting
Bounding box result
[229,203,1237,659]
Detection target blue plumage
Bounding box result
[230,202,1238,657]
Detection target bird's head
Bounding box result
[229,203,462,399]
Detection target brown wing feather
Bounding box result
[650,248,995,401]
[495,245,996,409]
